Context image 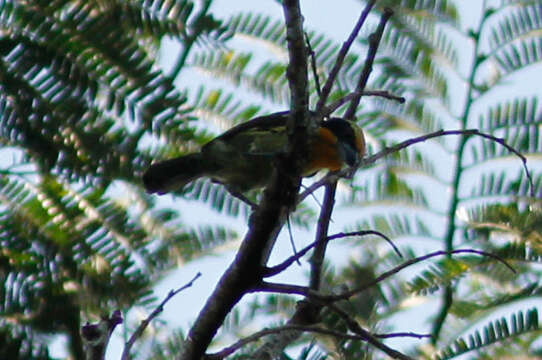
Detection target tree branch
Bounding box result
[321,90,405,117]
[81,311,123,360]
[257,248,515,302]
[178,175,294,359]
[305,33,321,96]
[283,0,309,128]
[327,230,402,258]
[317,248,516,302]
[122,273,201,360]
[309,182,337,290]
[277,12,397,359]
[246,4,315,359]
[344,7,394,120]
[207,323,414,360]
[178,1,311,359]
[362,129,534,192]
[315,0,376,114]
[298,128,535,203]
[263,230,398,277]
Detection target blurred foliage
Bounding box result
[0,0,231,358]
[1,0,542,359]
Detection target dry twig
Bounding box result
[206,324,415,360]
[299,128,536,202]
[122,273,201,360]
[257,248,515,302]
[315,0,377,113]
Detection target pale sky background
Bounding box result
[47,1,541,358]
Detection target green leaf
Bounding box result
[435,308,539,359]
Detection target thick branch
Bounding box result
[247,4,312,358]
[179,2,311,359]
[250,183,339,359]
[283,0,309,125]
[178,178,293,359]
[81,311,122,360]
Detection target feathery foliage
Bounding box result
[0,0,227,358]
[1,0,542,359]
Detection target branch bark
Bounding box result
[208,324,417,360]
[257,249,515,302]
[178,1,310,359]
[251,7,394,359]
[81,311,122,360]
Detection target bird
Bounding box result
[142,111,365,195]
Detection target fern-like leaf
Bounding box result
[435,308,539,359]
[478,97,542,131]
[488,4,542,52]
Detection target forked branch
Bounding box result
[299,128,536,202]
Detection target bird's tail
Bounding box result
[143,153,212,194]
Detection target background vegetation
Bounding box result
[0,0,541,359]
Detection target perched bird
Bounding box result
[143,111,365,194]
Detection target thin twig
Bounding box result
[258,248,515,301]
[286,214,301,265]
[362,129,535,198]
[323,300,376,339]
[374,332,432,339]
[322,301,431,342]
[206,324,413,360]
[319,248,516,302]
[298,172,340,204]
[255,281,312,296]
[263,229,397,277]
[121,272,201,360]
[305,32,321,96]
[300,183,323,208]
[298,128,536,204]
[344,8,394,120]
[224,184,258,209]
[328,230,402,258]
[322,90,405,117]
[263,240,316,277]
[309,181,337,290]
[315,0,377,113]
